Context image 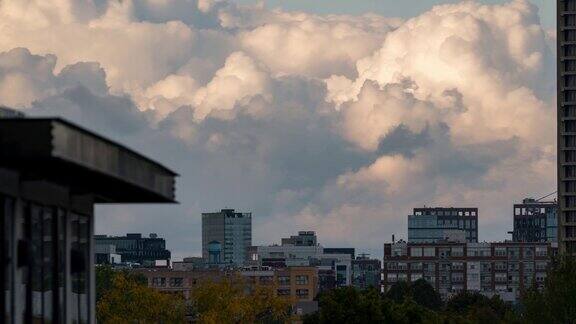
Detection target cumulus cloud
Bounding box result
[0,0,557,257]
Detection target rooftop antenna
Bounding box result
[536,191,557,202]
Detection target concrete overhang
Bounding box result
[0,118,177,203]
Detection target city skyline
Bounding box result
[0,0,557,259]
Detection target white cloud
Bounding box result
[0,0,558,256]
[192,51,272,120]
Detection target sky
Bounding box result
[0,0,556,259]
[235,0,554,27]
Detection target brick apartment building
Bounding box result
[135,266,319,315]
[383,240,556,302]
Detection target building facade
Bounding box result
[94,233,171,266]
[352,255,382,290]
[202,209,252,266]
[513,198,558,243]
[136,268,228,300]
[408,207,478,243]
[239,266,319,304]
[137,266,319,316]
[558,0,576,255]
[95,244,122,265]
[0,117,176,324]
[383,240,554,302]
[281,231,318,246]
[249,243,352,287]
[172,257,205,271]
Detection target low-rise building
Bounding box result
[95,244,122,265]
[136,266,319,316]
[95,233,171,266]
[383,240,555,302]
[135,269,227,300]
[248,232,353,288]
[239,266,318,303]
[172,257,205,271]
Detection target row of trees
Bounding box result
[96,267,186,323]
[96,267,292,324]
[95,256,576,323]
[304,256,576,324]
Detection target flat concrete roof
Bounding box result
[0,118,177,203]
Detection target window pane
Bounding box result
[70,213,79,323]
[56,209,66,323]
[1,196,14,323]
[30,204,43,322]
[42,207,54,323]
[17,203,27,322]
[78,215,90,324]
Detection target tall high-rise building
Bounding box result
[202,209,252,265]
[408,207,478,243]
[558,0,576,255]
[512,198,557,243]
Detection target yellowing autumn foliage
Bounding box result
[97,271,186,324]
[192,275,292,324]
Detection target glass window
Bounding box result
[1,196,14,323]
[277,288,290,296]
[277,276,290,286]
[494,247,507,257]
[71,213,91,324]
[30,204,43,322]
[152,277,166,287]
[296,275,309,285]
[79,215,90,324]
[410,248,422,257]
[296,289,309,298]
[169,278,183,287]
[423,247,435,257]
[535,246,548,257]
[70,214,80,322]
[56,209,66,323]
[451,247,464,257]
[42,207,54,323]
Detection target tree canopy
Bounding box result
[191,275,291,324]
[96,267,186,324]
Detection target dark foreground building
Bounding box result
[0,117,176,323]
[558,0,576,255]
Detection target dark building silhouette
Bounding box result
[558,0,576,254]
[0,117,176,323]
[95,233,171,266]
[513,198,557,243]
